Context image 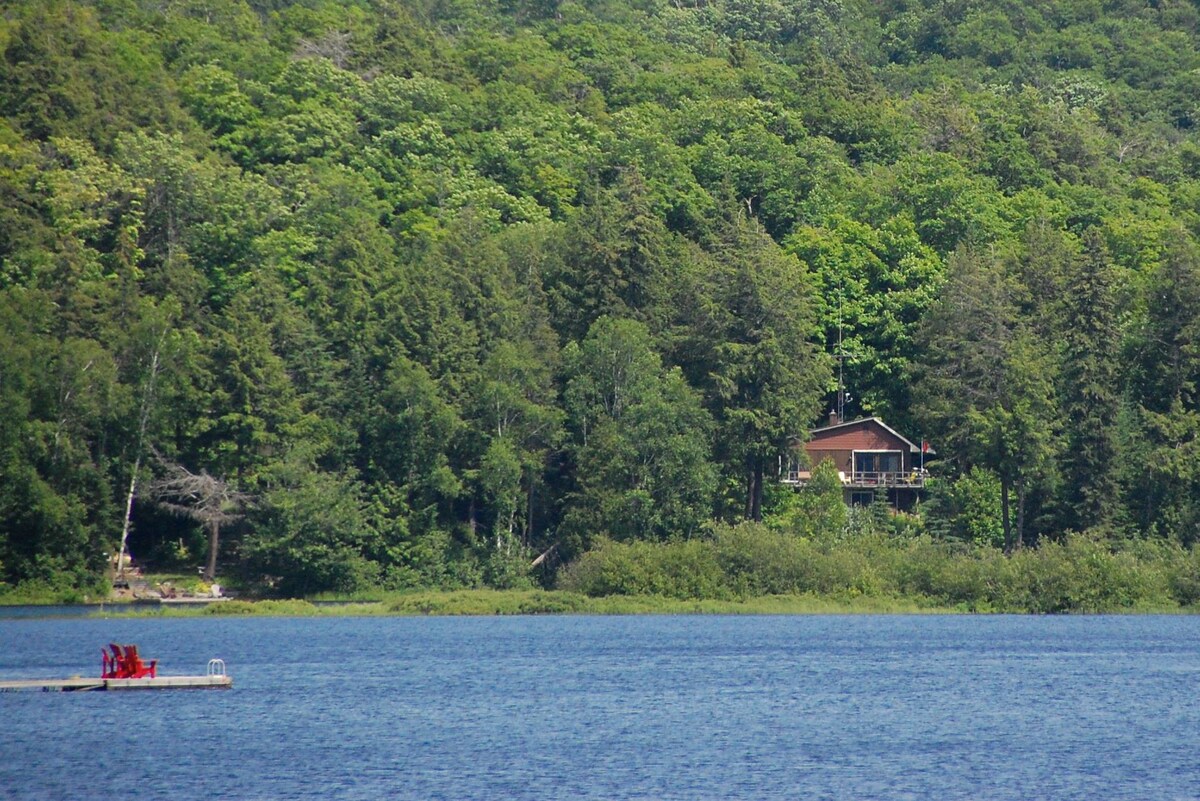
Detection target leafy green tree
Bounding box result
[1122,230,1200,542]
[879,152,1010,254]
[785,213,942,426]
[561,317,716,554]
[1127,230,1200,413]
[923,468,1004,548]
[194,279,305,486]
[767,458,848,540]
[547,171,674,342]
[0,291,116,589]
[113,297,187,576]
[360,356,463,525]
[178,64,259,139]
[469,339,563,549]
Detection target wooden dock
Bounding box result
[0,674,232,692]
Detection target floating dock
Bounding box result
[0,674,232,692]
[0,656,232,692]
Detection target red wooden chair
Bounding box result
[102,643,124,678]
[101,643,157,678]
[122,644,157,678]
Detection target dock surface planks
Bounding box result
[0,675,232,692]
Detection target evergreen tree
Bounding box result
[1057,229,1120,532]
[548,170,672,342]
[1122,230,1200,542]
[915,246,1058,551]
[683,211,828,521]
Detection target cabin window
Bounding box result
[853,450,902,475]
[851,491,875,507]
[782,454,803,482]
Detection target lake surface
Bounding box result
[1,614,1198,800]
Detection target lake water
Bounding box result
[1,614,1198,800]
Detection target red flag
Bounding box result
[921,440,930,453]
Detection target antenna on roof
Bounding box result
[834,284,850,424]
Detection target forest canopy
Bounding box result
[4,0,1200,599]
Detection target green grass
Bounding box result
[83,589,960,618]
[19,585,1200,618]
[0,579,106,605]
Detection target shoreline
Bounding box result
[1,589,1194,618]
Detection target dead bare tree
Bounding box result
[147,456,249,582]
[293,31,352,68]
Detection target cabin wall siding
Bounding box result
[803,422,915,472]
[807,448,851,473]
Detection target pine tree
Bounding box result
[1058,229,1120,532]
[915,246,1058,551]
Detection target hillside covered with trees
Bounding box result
[5,0,1200,602]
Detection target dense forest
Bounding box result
[4,0,1200,602]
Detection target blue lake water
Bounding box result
[1,614,1198,800]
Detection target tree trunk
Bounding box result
[1001,478,1015,554]
[744,462,755,519]
[117,457,139,578]
[746,458,764,522]
[205,521,219,581]
[1016,483,1027,550]
[525,479,534,549]
[118,337,164,579]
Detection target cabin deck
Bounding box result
[782,469,927,488]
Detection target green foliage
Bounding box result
[239,458,380,597]
[560,522,1189,612]
[5,0,1200,604]
[914,245,1059,550]
[561,317,716,553]
[1003,535,1173,614]
[203,598,318,616]
[557,536,729,600]
[923,470,1005,548]
[786,213,941,426]
[388,589,594,616]
[768,458,847,539]
[682,211,828,520]
[1057,228,1120,532]
[0,575,108,605]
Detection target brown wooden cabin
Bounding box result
[783,415,933,509]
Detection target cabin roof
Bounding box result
[808,416,934,455]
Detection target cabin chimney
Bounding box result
[828,409,840,427]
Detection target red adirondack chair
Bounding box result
[123,644,157,678]
[101,645,117,678]
[101,643,123,678]
[101,643,157,679]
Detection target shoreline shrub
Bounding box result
[558,523,1190,613]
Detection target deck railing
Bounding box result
[782,468,927,488]
[848,470,927,488]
